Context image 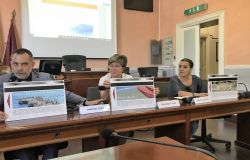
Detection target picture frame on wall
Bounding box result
[162,37,174,66]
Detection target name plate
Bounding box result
[193,96,211,104]
[157,100,180,109]
[79,104,110,115]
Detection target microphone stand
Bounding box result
[112,132,217,160]
[238,82,249,98]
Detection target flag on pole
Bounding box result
[2,10,17,66]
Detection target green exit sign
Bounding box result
[184,4,208,16]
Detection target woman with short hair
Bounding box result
[99,54,133,102]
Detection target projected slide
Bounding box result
[28,0,111,39]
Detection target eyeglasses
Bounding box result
[108,65,122,69]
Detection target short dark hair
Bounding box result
[12,48,33,59]
[108,54,128,68]
[180,58,193,69]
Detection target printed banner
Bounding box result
[208,74,238,101]
[4,80,67,121]
[110,78,156,111]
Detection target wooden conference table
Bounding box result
[1,98,250,152]
[52,137,215,160]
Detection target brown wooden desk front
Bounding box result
[62,71,108,97]
[1,99,250,152]
[53,137,214,160]
[61,71,169,97]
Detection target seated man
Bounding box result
[0,48,104,160]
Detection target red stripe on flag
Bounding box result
[3,19,17,66]
[7,94,10,108]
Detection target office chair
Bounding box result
[39,60,62,75]
[191,119,231,152]
[87,87,100,101]
[154,81,171,97]
[62,55,86,71]
[84,87,134,151]
[137,67,158,77]
[190,80,231,152]
[123,67,130,74]
[85,87,134,148]
[154,81,174,137]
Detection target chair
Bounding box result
[83,87,102,151]
[190,80,231,152]
[123,67,130,74]
[138,67,158,77]
[87,87,100,101]
[85,86,134,148]
[191,119,231,152]
[154,81,171,97]
[62,55,86,71]
[39,60,62,75]
[154,81,174,137]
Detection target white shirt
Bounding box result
[98,73,133,86]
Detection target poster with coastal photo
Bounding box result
[3,80,67,121]
[208,74,238,101]
[110,78,156,111]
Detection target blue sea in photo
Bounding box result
[12,89,65,109]
[71,24,93,36]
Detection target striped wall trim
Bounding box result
[224,65,250,69]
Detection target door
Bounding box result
[177,25,200,76]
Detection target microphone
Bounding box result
[33,71,39,78]
[182,86,195,104]
[102,128,217,160]
[238,82,250,98]
[9,75,17,82]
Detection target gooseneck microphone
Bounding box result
[182,86,195,104]
[9,75,18,82]
[102,128,217,160]
[238,82,250,98]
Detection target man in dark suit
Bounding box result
[0,48,103,160]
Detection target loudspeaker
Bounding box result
[239,91,250,98]
[151,40,161,56]
[150,40,162,64]
[124,0,153,12]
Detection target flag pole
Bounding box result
[12,10,16,20]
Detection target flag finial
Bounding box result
[12,10,16,20]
